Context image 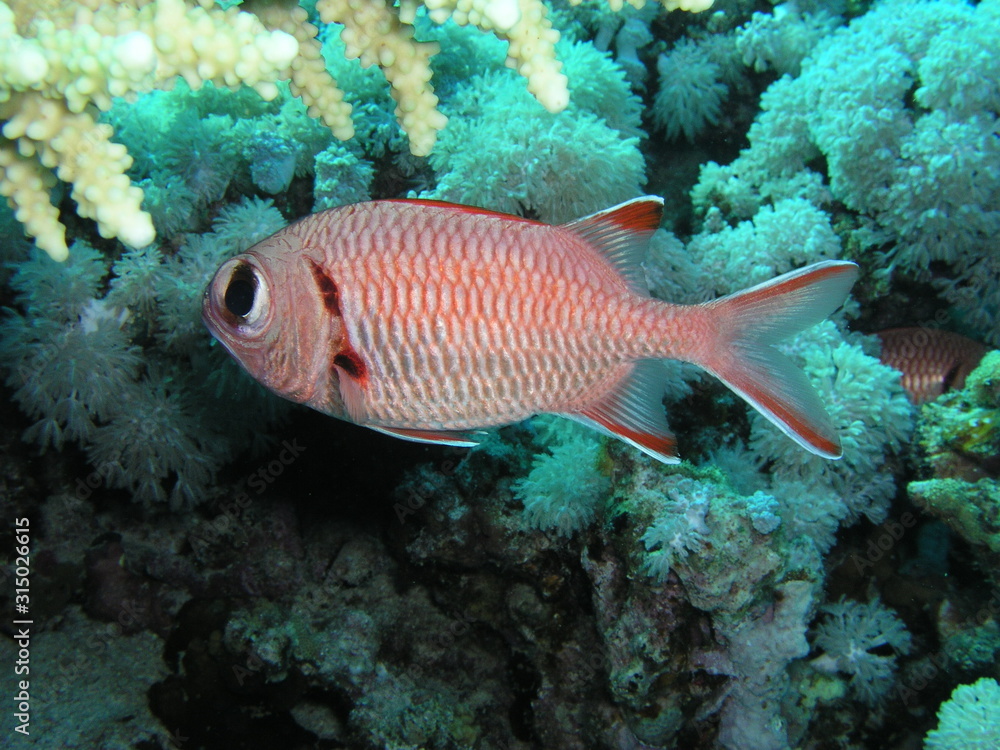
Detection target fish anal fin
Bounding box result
[563,360,678,464]
[560,197,664,294]
[369,425,483,448]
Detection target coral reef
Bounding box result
[909,351,1000,567]
[0,606,170,745]
[513,419,611,536]
[0,0,312,259]
[420,37,645,221]
[651,38,726,142]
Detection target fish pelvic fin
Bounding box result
[699,260,859,459]
[562,360,679,464]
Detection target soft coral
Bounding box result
[810,596,912,704]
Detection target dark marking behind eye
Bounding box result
[334,349,367,382]
[309,260,341,316]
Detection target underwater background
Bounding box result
[1,0,999,747]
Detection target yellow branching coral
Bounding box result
[0,0,711,261]
[318,0,446,157]
[242,0,355,140]
[0,0,316,260]
[590,0,714,11]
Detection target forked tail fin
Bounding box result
[698,261,859,458]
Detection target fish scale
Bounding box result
[342,213,607,421]
[204,197,859,462]
[352,242,620,425]
[876,327,986,403]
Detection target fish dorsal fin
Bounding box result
[561,359,679,463]
[369,425,484,448]
[382,198,544,225]
[561,197,664,294]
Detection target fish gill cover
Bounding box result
[0,0,998,749]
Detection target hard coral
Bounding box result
[0,0,305,259]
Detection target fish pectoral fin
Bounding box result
[562,360,679,464]
[335,367,366,423]
[333,347,369,422]
[368,425,484,448]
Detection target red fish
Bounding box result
[202,198,857,462]
[876,327,986,404]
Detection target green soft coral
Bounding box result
[915,350,1000,474]
[693,0,1000,345]
[0,197,290,506]
[421,39,645,222]
[513,419,611,536]
[750,321,915,552]
[925,678,1000,750]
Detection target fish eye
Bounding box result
[225,270,256,317]
[222,263,269,327]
